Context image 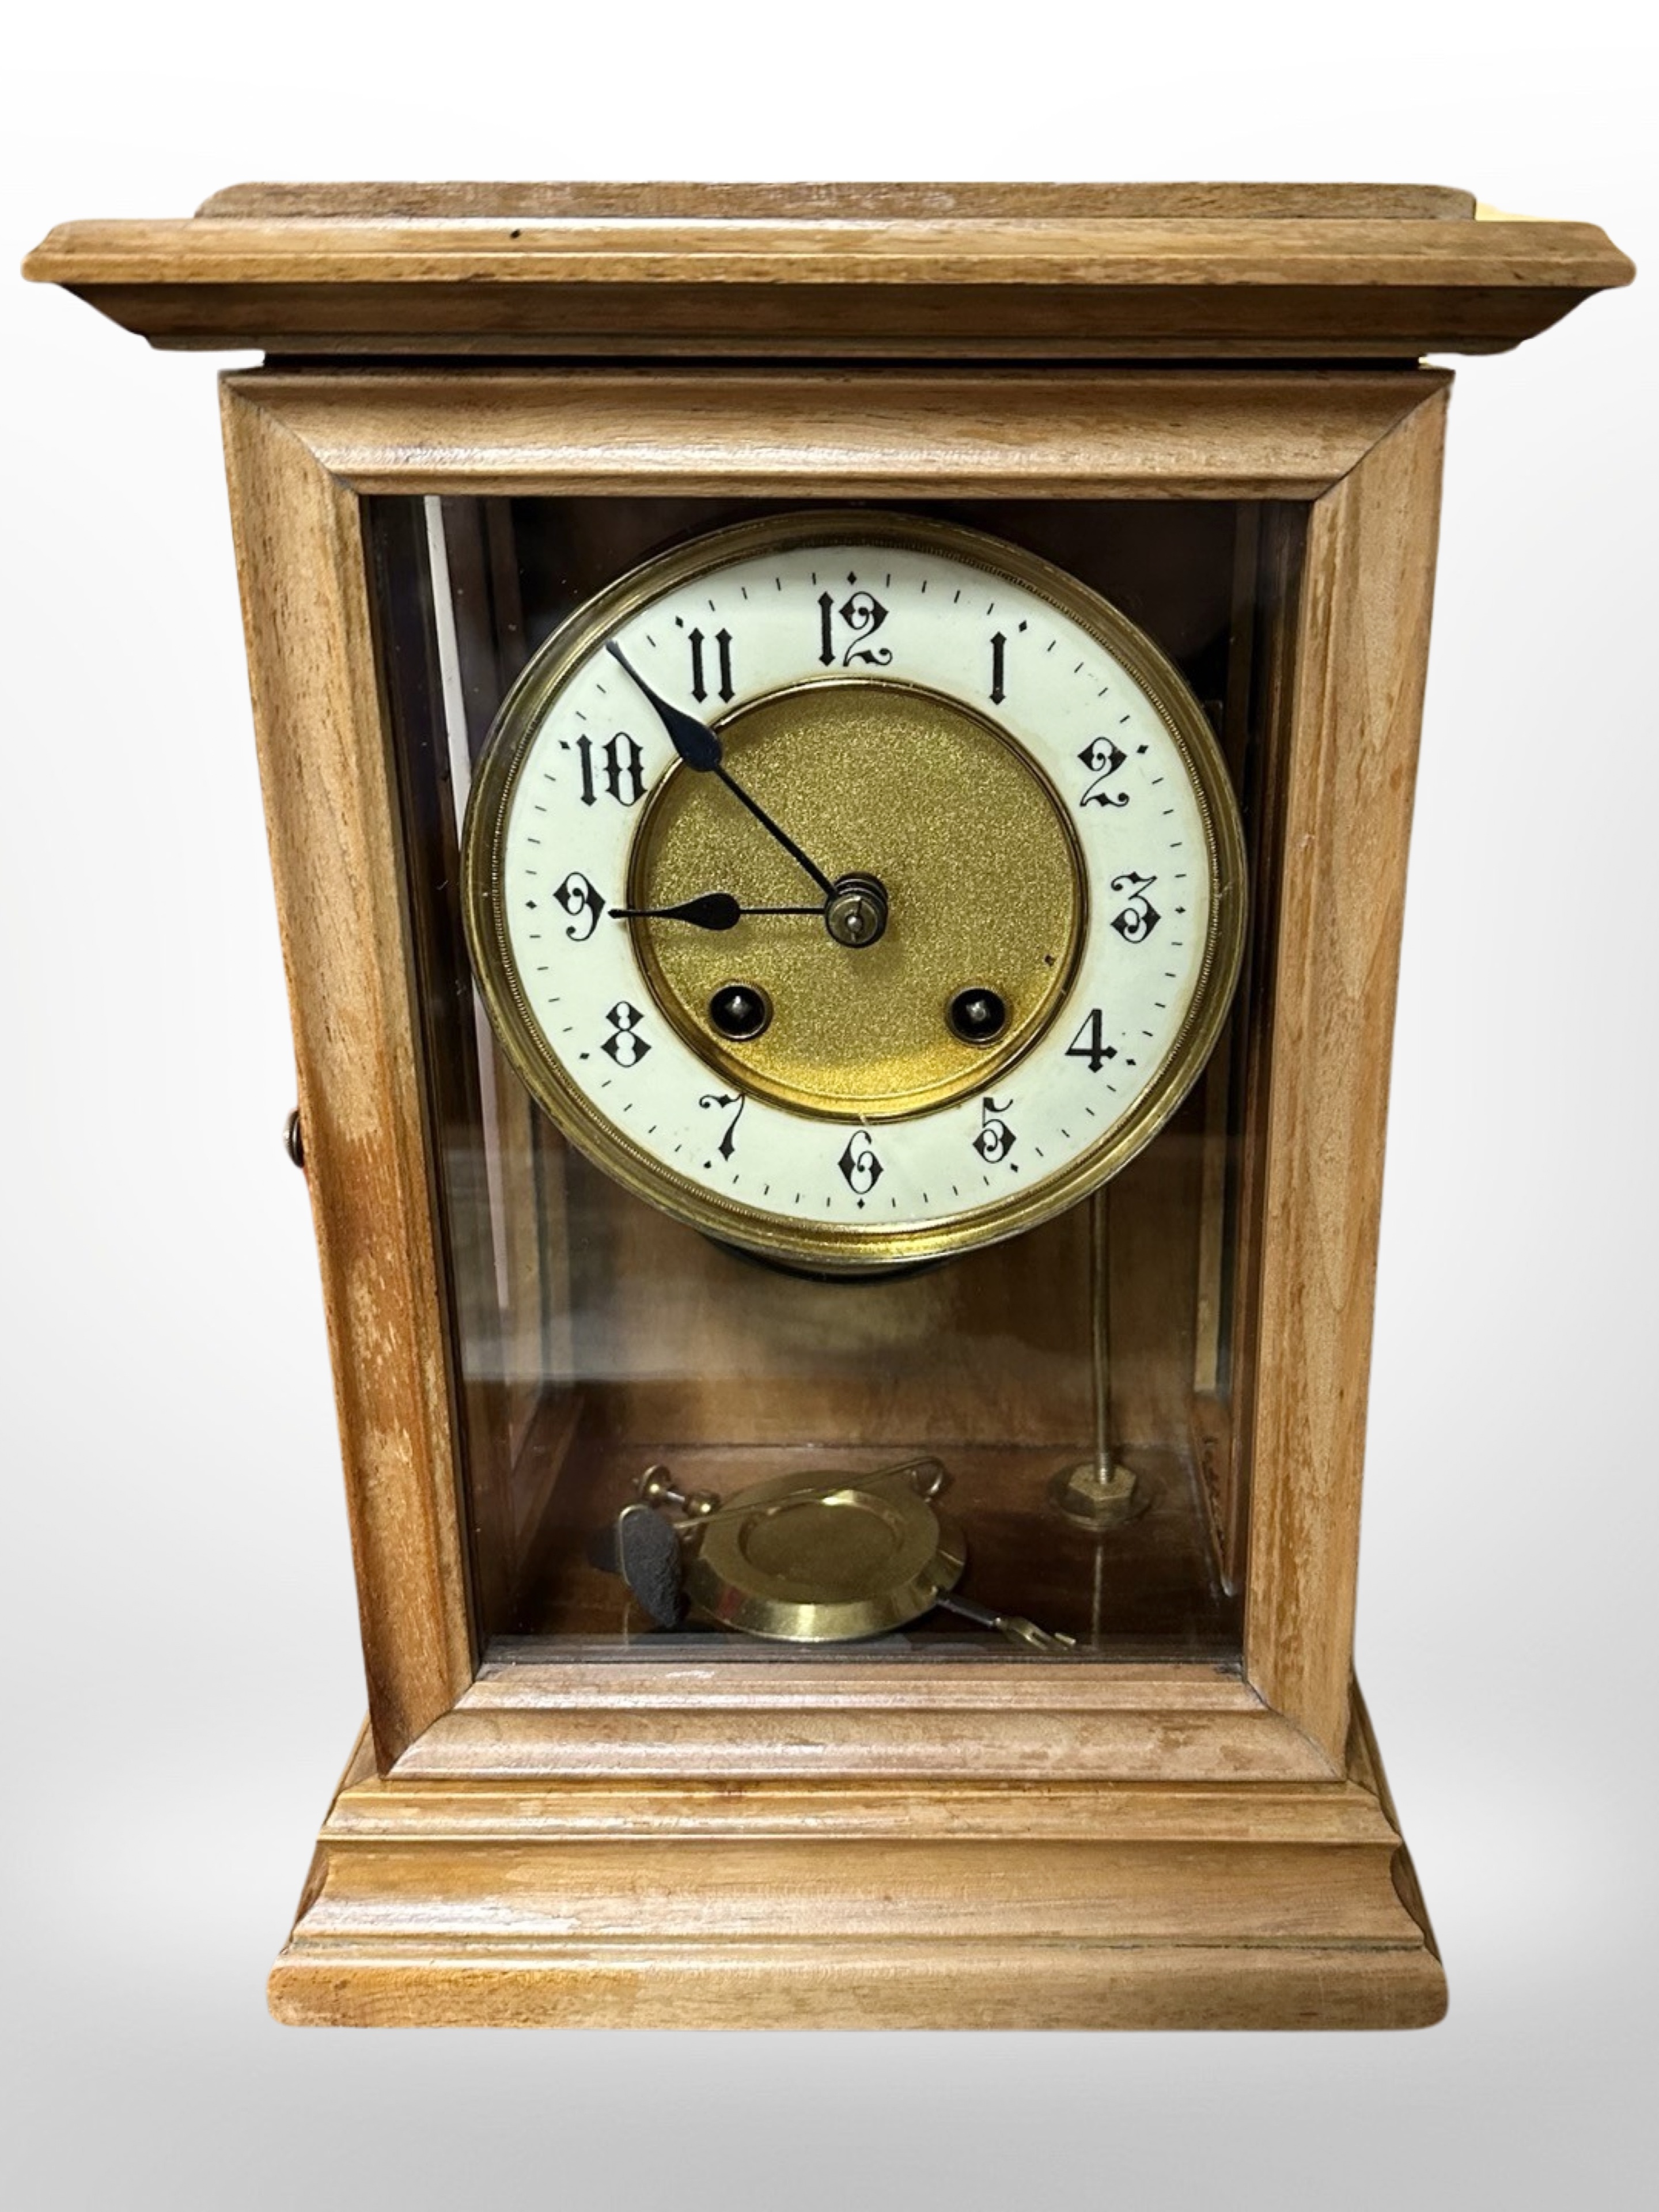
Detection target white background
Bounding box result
[3,7,1654,2208]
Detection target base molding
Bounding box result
[272,1940,1442,2032]
[270,1689,1444,2029]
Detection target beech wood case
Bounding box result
[26,183,1635,2029]
[221,365,1446,2028]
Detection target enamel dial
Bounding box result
[463,513,1245,1272]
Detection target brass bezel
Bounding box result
[463,509,1248,1274]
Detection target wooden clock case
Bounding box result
[25,182,1633,2029]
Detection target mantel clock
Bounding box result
[26,181,1633,2029]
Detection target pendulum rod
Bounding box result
[1049,1184,1144,1551]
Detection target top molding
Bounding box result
[24,181,1633,363]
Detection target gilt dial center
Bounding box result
[626,678,1084,1123]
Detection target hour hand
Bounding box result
[605,641,721,770]
[609,892,824,931]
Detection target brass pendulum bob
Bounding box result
[616,1460,1074,1651]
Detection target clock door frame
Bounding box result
[224,367,1449,2028]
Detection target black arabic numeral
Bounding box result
[1109,871,1161,944]
[1078,736,1130,810]
[819,583,892,669]
[688,627,735,704]
[1063,1009,1118,1075]
[699,1090,747,1162]
[575,731,647,808]
[972,1096,1018,1165]
[601,999,651,1068]
[552,869,605,942]
[837,1128,884,1204]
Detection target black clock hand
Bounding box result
[608,892,825,932]
[604,641,837,899]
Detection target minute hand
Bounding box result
[605,641,836,899]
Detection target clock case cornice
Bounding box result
[23,180,1633,362]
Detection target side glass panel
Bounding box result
[366,495,1300,1664]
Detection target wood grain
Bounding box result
[270,1948,1446,2032]
[395,1669,1334,1785]
[196,180,1482,222]
[269,1686,1444,2028]
[1243,386,1450,1763]
[36,213,1620,285]
[214,367,1458,1778]
[206,363,1464,2022]
[220,385,475,1759]
[221,368,1446,501]
[320,1773,1405,1846]
[529,1134,1207,1482]
[24,208,1631,359]
[1213,506,1306,1594]
[558,1169,1096,1450]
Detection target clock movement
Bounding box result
[26,181,1633,2028]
